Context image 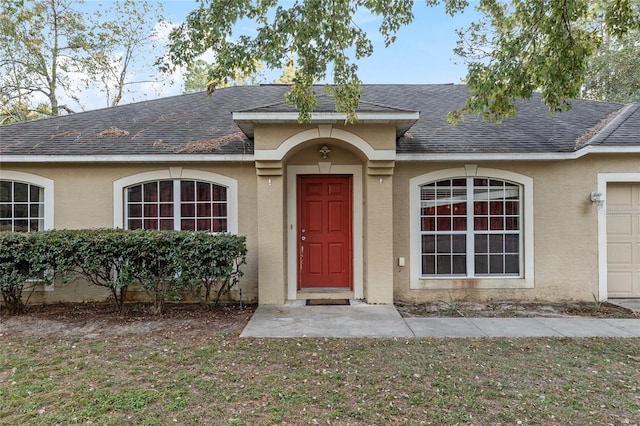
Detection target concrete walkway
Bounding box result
[240,300,640,338]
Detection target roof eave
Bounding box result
[232,111,420,138]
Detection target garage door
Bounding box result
[607,183,640,297]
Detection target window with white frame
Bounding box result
[124,179,228,232]
[0,180,45,232]
[419,177,522,277]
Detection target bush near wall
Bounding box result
[0,230,247,315]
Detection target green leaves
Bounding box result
[164,0,417,123]
[166,0,638,124]
[0,230,247,315]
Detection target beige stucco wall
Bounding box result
[3,162,259,305]
[6,133,638,307]
[393,155,640,303]
[255,123,397,152]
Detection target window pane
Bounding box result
[436,235,451,253]
[14,219,28,232]
[181,181,195,202]
[159,219,174,230]
[213,185,227,201]
[197,203,211,217]
[489,255,504,274]
[213,218,227,233]
[144,219,158,229]
[505,235,520,253]
[474,217,488,230]
[144,204,158,217]
[452,235,466,253]
[505,201,519,215]
[181,203,195,217]
[452,201,466,215]
[422,255,435,275]
[213,203,227,217]
[422,235,435,254]
[29,219,40,232]
[490,217,504,230]
[0,220,11,232]
[159,203,173,217]
[452,217,466,231]
[197,182,211,201]
[0,181,11,202]
[30,204,42,217]
[128,204,142,218]
[505,217,519,230]
[197,219,211,231]
[159,181,173,202]
[0,204,12,219]
[475,234,488,254]
[437,217,451,231]
[422,217,435,232]
[475,255,488,274]
[128,219,142,230]
[474,178,488,186]
[143,182,158,202]
[30,185,41,202]
[437,255,451,274]
[452,255,466,274]
[505,255,519,274]
[128,185,142,202]
[474,201,488,215]
[14,204,28,218]
[181,219,196,231]
[489,235,503,253]
[14,183,28,202]
[490,201,503,215]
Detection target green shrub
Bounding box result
[0,231,74,314]
[0,229,248,315]
[177,232,247,308]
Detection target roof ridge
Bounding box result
[576,103,640,149]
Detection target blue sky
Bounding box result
[76,1,481,109]
[159,0,481,83]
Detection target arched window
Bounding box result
[410,167,534,289]
[419,177,522,277]
[113,169,238,233]
[125,179,228,232]
[0,177,51,232]
[0,180,44,232]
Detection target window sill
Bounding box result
[410,277,534,290]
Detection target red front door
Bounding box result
[298,175,353,290]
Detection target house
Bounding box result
[1,84,639,305]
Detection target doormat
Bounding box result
[306,299,350,306]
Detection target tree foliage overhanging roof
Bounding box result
[162,0,640,124]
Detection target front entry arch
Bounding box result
[297,175,353,290]
[287,165,364,300]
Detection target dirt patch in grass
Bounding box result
[0,302,255,339]
[396,300,637,319]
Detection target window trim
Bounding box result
[113,168,238,234]
[0,171,54,231]
[409,166,534,289]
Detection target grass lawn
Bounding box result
[1,335,639,425]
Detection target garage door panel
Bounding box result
[608,242,633,264]
[609,272,634,296]
[607,215,632,234]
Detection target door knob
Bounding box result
[301,236,306,241]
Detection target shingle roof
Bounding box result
[0,84,636,157]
